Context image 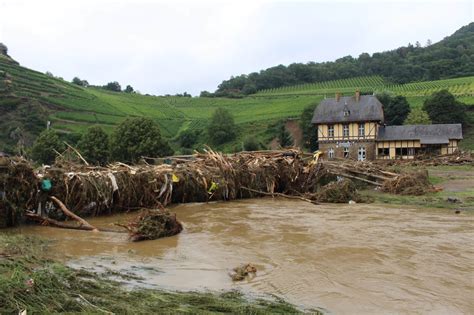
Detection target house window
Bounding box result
[408,148,415,156]
[395,148,409,156]
[328,125,334,137]
[358,123,365,137]
[378,148,389,156]
[328,148,334,159]
[358,146,366,161]
[343,124,349,137]
[343,147,349,158]
[343,109,350,117]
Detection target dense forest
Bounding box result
[213,23,474,97]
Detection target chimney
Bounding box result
[335,92,341,102]
[355,90,360,102]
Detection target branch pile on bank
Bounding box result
[0,157,37,227]
[381,169,433,195]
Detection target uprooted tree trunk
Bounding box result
[26,196,124,233]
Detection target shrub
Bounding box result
[243,137,260,151]
[110,117,173,163]
[30,130,65,164]
[77,126,109,165]
[207,108,237,145]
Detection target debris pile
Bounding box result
[2,148,457,231]
[119,209,183,242]
[312,179,362,203]
[381,170,432,195]
[229,263,257,281]
[0,157,37,227]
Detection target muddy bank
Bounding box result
[11,198,474,314]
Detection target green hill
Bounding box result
[215,23,474,97]
[1,48,474,154]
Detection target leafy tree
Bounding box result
[0,43,7,55]
[104,81,122,92]
[177,129,199,148]
[300,103,318,151]
[77,126,109,165]
[243,137,260,151]
[207,108,237,145]
[30,130,65,164]
[404,108,432,125]
[124,85,134,93]
[376,93,411,125]
[422,90,466,124]
[110,117,172,163]
[45,71,54,77]
[72,77,88,87]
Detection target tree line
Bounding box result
[209,23,474,97]
[31,117,172,165]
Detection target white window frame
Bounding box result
[343,124,349,138]
[358,146,366,161]
[328,125,334,138]
[343,147,349,158]
[328,148,335,159]
[358,123,365,137]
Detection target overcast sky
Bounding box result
[0,0,472,95]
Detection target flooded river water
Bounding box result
[12,198,474,314]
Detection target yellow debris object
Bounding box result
[172,173,180,183]
[208,181,219,194]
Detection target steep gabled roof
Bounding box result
[311,95,384,124]
[377,124,463,144]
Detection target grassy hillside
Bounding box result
[1,54,473,154]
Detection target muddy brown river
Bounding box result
[11,198,474,314]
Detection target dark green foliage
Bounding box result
[72,77,88,87]
[177,129,199,148]
[30,130,65,164]
[404,108,432,125]
[124,85,134,93]
[265,120,292,148]
[207,108,237,145]
[215,22,474,95]
[110,117,173,163]
[376,93,411,125]
[243,137,260,151]
[423,90,466,124]
[300,103,318,151]
[278,124,293,147]
[199,90,214,97]
[77,126,109,165]
[104,81,121,92]
[0,43,7,55]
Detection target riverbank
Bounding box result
[361,165,474,210]
[0,234,313,314]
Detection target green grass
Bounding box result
[1,56,474,151]
[0,234,317,314]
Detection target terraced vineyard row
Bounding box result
[256,76,386,95]
[256,75,474,97]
